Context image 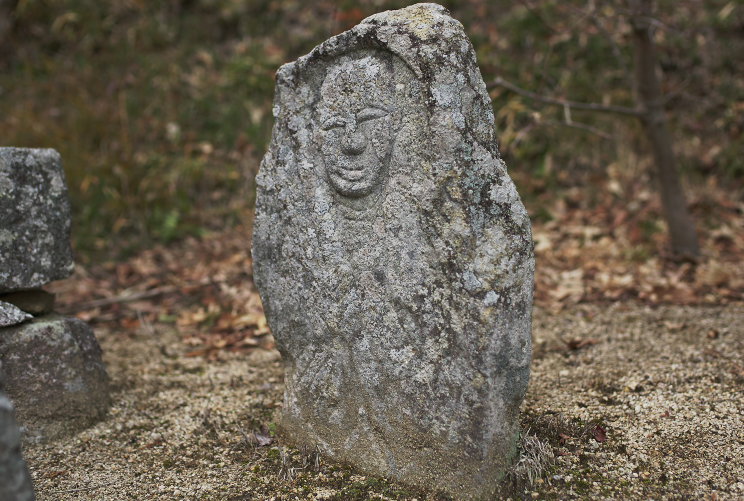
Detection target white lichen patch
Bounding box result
[367,3,444,41]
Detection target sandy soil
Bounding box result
[23,301,743,500]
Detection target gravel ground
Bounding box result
[23,301,743,500]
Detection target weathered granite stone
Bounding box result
[0,301,32,327]
[0,391,35,501]
[0,148,74,293]
[0,290,55,316]
[0,315,110,441]
[252,3,534,498]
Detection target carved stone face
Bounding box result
[317,55,395,202]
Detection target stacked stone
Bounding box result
[0,148,110,450]
[0,373,35,501]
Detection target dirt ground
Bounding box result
[22,299,743,500]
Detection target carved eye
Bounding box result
[321,116,346,130]
[357,107,388,123]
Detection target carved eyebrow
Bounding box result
[321,115,347,130]
[356,107,389,122]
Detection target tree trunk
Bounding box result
[630,0,700,258]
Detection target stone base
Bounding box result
[0,315,110,442]
[0,392,35,501]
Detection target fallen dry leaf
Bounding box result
[562,337,599,351]
[593,425,607,443]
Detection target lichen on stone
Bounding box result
[252,3,534,499]
[0,148,74,293]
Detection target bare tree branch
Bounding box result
[488,77,643,117]
[565,3,635,90]
[542,119,613,140]
[59,281,214,313]
[515,0,561,34]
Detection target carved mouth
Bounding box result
[333,165,369,182]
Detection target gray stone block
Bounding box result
[0,391,35,501]
[0,300,31,328]
[0,148,74,292]
[0,315,110,441]
[252,4,534,498]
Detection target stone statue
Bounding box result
[252,4,534,498]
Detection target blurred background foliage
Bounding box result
[0,0,741,260]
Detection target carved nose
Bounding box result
[341,125,367,155]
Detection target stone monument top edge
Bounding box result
[275,3,473,84]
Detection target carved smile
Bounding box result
[333,165,369,182]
